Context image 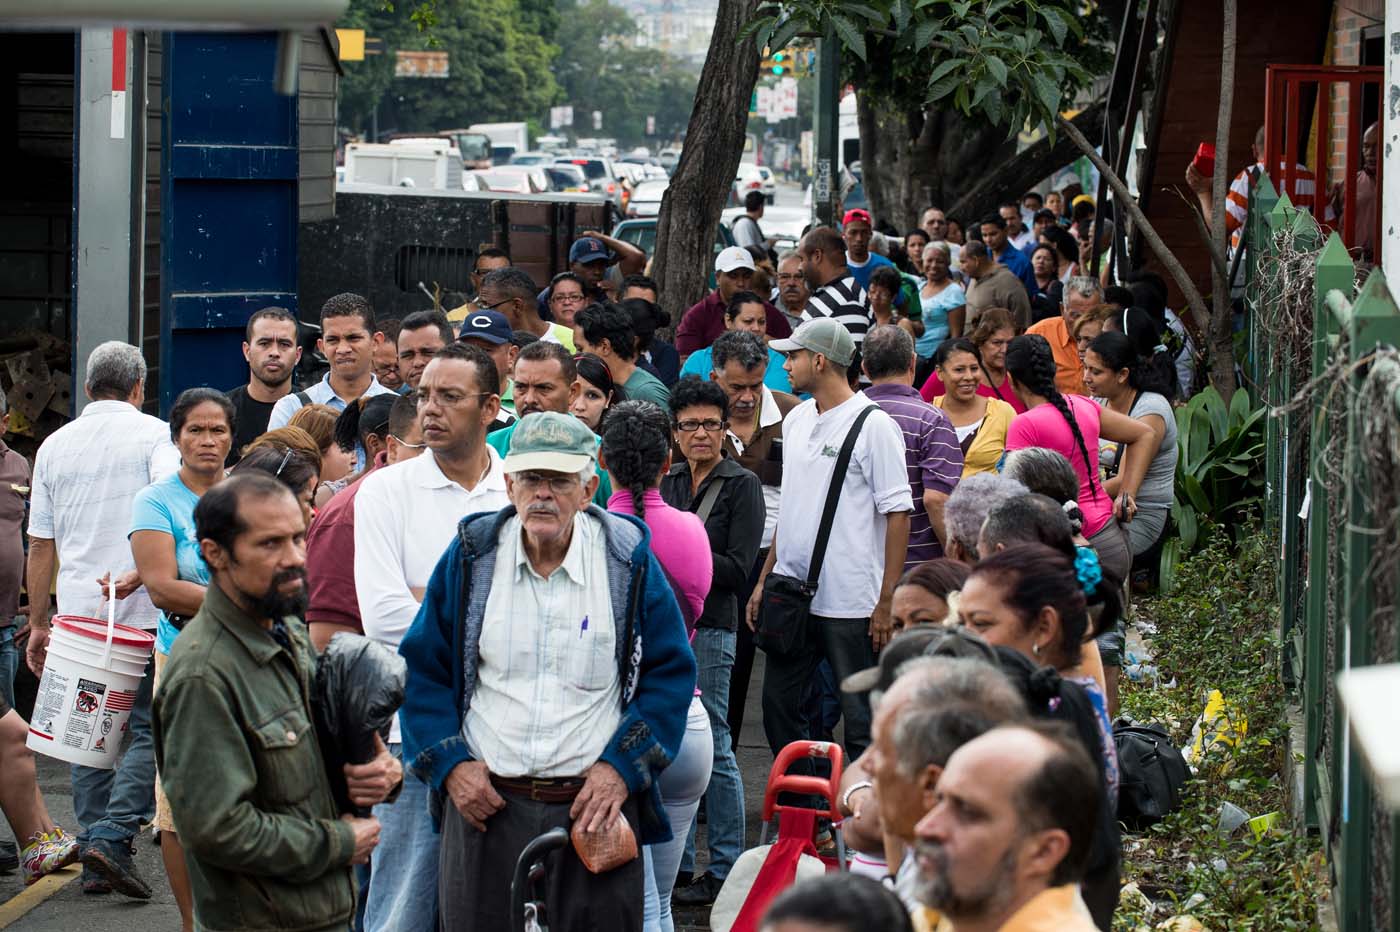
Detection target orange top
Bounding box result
[1026,316,1087,397]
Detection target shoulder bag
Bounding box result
[754,406,874,656]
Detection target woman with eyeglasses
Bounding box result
[598,400,714,932]
[570,352,625,434]
[304,394,423,651]
[546,271,589,328]
[128,386,236,930]
[658,377,764,913]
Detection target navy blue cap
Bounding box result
[569,237,614,264]
[457,309,513,346]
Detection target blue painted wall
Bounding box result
[160,32,298,414]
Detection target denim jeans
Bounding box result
[72,653,156,846]
[645,697,712,932]
[364,745,438,932]
[679,629,745,881]
[0,621,18,711]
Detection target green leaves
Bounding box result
[829,12,867,60]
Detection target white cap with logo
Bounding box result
[714,246,757,274]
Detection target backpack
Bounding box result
[1113,722,1190,830]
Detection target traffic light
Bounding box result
[772,52,785,75]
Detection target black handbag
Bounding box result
[755,406,874,656]
[1113,722,1190,831]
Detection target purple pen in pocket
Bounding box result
[579,614,589,638]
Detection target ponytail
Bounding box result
[598,400,672,519]
[1006,335,1099,500]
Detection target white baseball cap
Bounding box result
[714,246,756,274]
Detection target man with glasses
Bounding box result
[774,251,811,330]
[479,267,576,352]
[396,310,454,393]
[398,411,695,931]
[353,344,511,932]
[447,246,511,326]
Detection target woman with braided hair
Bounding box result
[599,400,713,932]
[1005,334,1151,717]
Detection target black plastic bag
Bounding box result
[313,633,407,816]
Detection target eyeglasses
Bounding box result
[513,472,581,493]
[414,389,493,407]
[390,435,427,449]
[478,297,514,312]
[551,292,587,305]
[675,418,727,433]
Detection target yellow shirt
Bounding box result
[996,884,1098,932]
[933,396,1015,478]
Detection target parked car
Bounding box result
[544,163,590,193]
[555,155,624,210]
[509,150,554,166]
[734,163,777,204]
[658,147,682,172]
[470,165,551,194]
[626,179,668,218]
[613,217,734,290]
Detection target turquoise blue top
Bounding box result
[680,345,794,394]
[915,281,967,358]
[130,472,208,655]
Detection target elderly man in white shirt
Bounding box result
[353,341,510,932]
[25,341,179,899]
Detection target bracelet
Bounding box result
[841,780,874,813]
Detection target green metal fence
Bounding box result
[1248,170,1400,932]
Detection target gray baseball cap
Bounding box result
[770,317,856,367]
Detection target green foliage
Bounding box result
[743,0,1110,137]
[1159,386,1266,592]
[1117,529,1325,930]
[338,0,559,137]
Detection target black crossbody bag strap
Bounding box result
[803,405,875,590]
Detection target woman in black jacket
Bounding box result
[660,376,766,907]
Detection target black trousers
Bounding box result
[438,792,643,932]
[726,548,767,751]
[761,615,875,761]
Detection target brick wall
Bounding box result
[1327,0,1381,183]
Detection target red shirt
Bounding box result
[304,452,388,630]
[675,290,792,354]
[919,371,1027,413]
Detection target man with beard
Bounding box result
[912,723,1101,932]
[153,473,400,932]
[353,343,512,932]
[226,307,303,466]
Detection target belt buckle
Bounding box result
[529,778,555,800]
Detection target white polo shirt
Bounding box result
[354,446,510,743]
[773,393,912,618]
[28,400,180,629]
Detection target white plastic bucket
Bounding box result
[26,614,155,769]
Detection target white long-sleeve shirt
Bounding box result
[353,447,510,742]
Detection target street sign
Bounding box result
[335,28,364,61]
[756,85,773,123]
[777,77,798,119]
[394,50,448,78]
[364,37,384,56]
[550,105,574,128]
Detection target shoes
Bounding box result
[0,838,16,874]
[80,866,112,895]
[672,871,724,907]
[21,827,80,885]
[674,867,692,891]
[80,838,152,900]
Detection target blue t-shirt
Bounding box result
[916,282,967,357]
[845,252,896,293]
[130,473,208,654]
[680,345,794,394]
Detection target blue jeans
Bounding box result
[72,653,156,846]
[680,629,745,881]
[364,746,438,932]
[0,622,19,711]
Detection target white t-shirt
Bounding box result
[773,394,913,618]
[28,400,180,629]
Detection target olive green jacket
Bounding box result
[152,581,356,932]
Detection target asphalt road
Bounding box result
[0,653,796,932]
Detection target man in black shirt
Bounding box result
[225,307,302,465]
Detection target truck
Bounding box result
[343,140,464,190]
[468,122,531,164]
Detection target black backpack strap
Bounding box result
[295,390,312,407]
[805,405,875,590]
[693,477,726,525]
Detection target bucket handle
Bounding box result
[102,574,116,669]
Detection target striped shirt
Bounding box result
[863,383,964,567]
[1227,161,1316,251]
[802,273,872,345]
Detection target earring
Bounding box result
[1032,643,1041,656]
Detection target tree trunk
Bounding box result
[1207,0,1238,401]
[651,0,761,325]
[947,102,1106,223]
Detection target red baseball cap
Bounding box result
[842,208,872,227]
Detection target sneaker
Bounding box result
[80,866,112,895]
[80,838,152,900]
[0,838,17,874]
[672,871,724,907]
[21,828,80,885]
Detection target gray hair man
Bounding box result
[397,411,696,931]
[1027,276,1101,396]
[774,250,810,330]
[25,340,180,897]
[941,472,1028,563]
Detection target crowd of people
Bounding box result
[0,173,1201,932]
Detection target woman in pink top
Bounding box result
[919,307,1027,413]
[599,400,712,932]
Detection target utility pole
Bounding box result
[811,30,839,228]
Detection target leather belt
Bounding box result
[489,774,586,803]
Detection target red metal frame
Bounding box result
[758,740,848,870]
[1263,64,1382,254]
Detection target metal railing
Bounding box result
[1247,169,1400,932]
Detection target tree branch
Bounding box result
[1208,0,1237,399]
[1166,185,1230,281]
[1056,114,1211,334]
